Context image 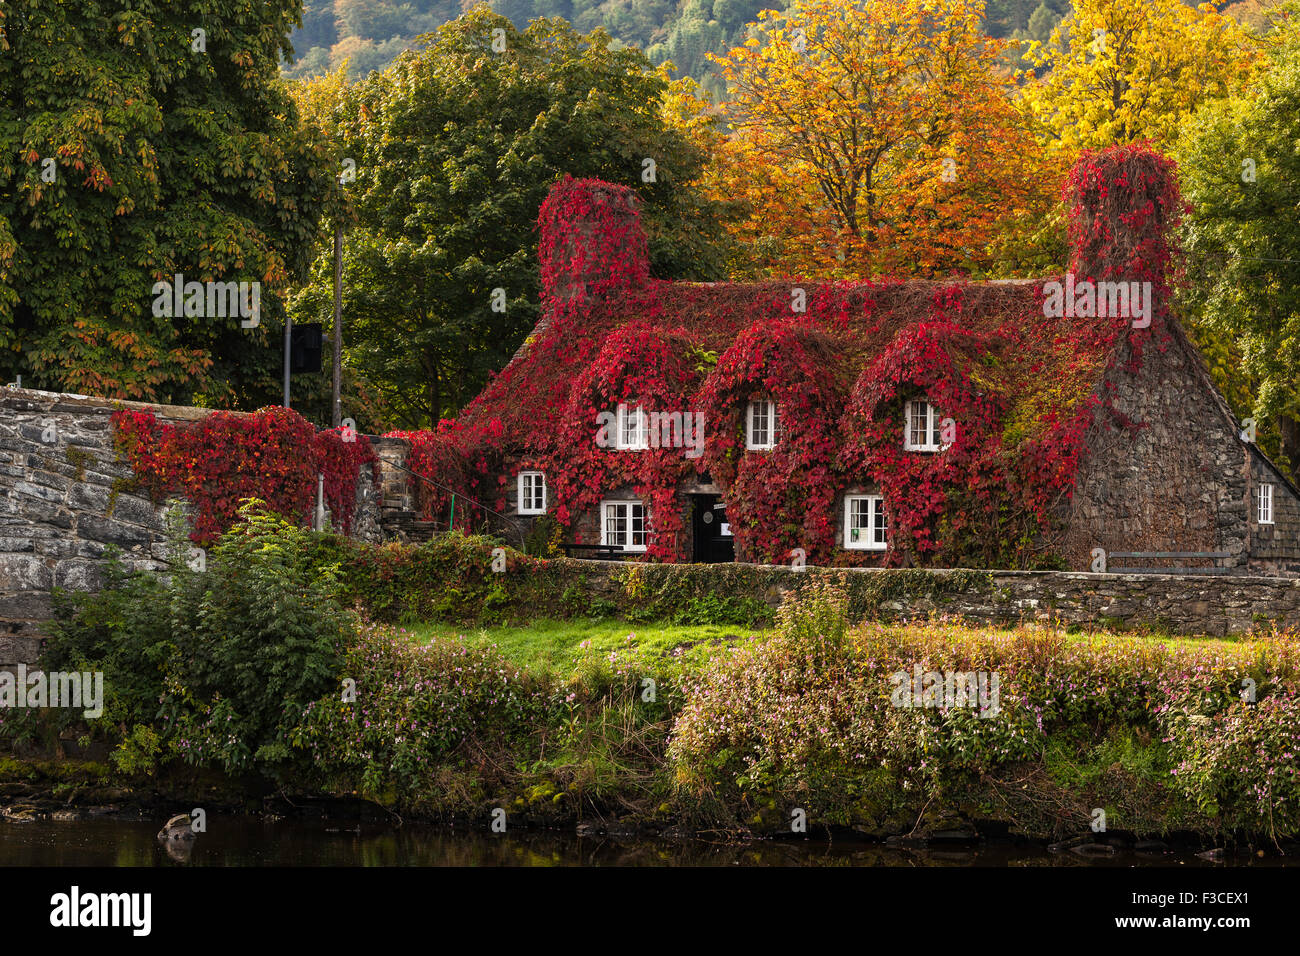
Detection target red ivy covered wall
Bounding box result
[113,406,378,544]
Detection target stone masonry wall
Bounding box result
[1062,322,1250,572]
[0,388,382,665]
[570,560,1300,637]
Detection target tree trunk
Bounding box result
[1278,412,1300,480]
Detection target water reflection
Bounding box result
[0,818,1291,867]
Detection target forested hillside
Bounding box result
[284,0,1071,92]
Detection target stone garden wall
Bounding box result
[0,388,381,666]
[571,561,1300,638]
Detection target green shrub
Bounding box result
[41,549,176,738]
[294,623,549,805]
[670,592,772,627]
[159,503,351,775]
[30,501,354,779]
[522,513,563,557]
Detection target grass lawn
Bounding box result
[1060,629,1250,653]
[405,614,1261,682]
[407,617,770,674]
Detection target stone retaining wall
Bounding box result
[0,388,381,665]
[571,560,1300,637]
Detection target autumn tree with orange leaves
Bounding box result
[710,0,1059,280]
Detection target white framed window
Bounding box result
[1257,482,1274,524]
[844,495,887,550]
[517,471,547,515]
[601,499,647,552]
[746,400,781,450]
[904,400,944,452]
[615,405,648,450]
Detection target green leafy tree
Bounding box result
[0,0,338,406]
[1176,10,1300,475]
[289,7,736,428]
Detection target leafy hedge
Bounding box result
[669,583,1300,839]
[295,531,991,630]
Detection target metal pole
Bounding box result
[283,313,292,409]
[332,223,342,428]
[315,473,326,531]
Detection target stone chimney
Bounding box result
[1065,144,1184,287]
[537,176,649,313]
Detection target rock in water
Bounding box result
[157,813,195,843]
[1070,843,1116,857]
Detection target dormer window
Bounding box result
[518,471,547,515]
[904,400,944,452]
[746,400,781,450]
[615,405,648,450]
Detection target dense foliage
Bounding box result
[34,506,352,778]
[670,583,1300,838]
[22,538,1300,840]
[709,0,1057,279]
[288,10,735,428]
[0,0,338,406]
[1176,14,1300,475]
[111,406,378,543]
[697,320,849,562]
[285,0,1068,95]
[1022,0,1255,154]
[295,625,547,800]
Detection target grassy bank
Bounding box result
[407,618,761,673]
[391,604,1297,843]
[6,507,1300,847]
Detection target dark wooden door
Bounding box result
[691,494,734,563]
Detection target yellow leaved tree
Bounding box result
[709,0,1057,280]
[1022,0,1257,155]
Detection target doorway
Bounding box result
[690,494,734,563]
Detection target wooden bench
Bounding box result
[560,543,630,561]
[1106,551,1233,575]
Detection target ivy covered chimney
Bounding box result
[1065,144,1185,288]
[537,176,649,314]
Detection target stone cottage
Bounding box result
[400,146,1298,574]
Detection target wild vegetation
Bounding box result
[8,509,1300,845]
[284,0,1073,93]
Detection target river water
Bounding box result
[0,817,1293,866]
